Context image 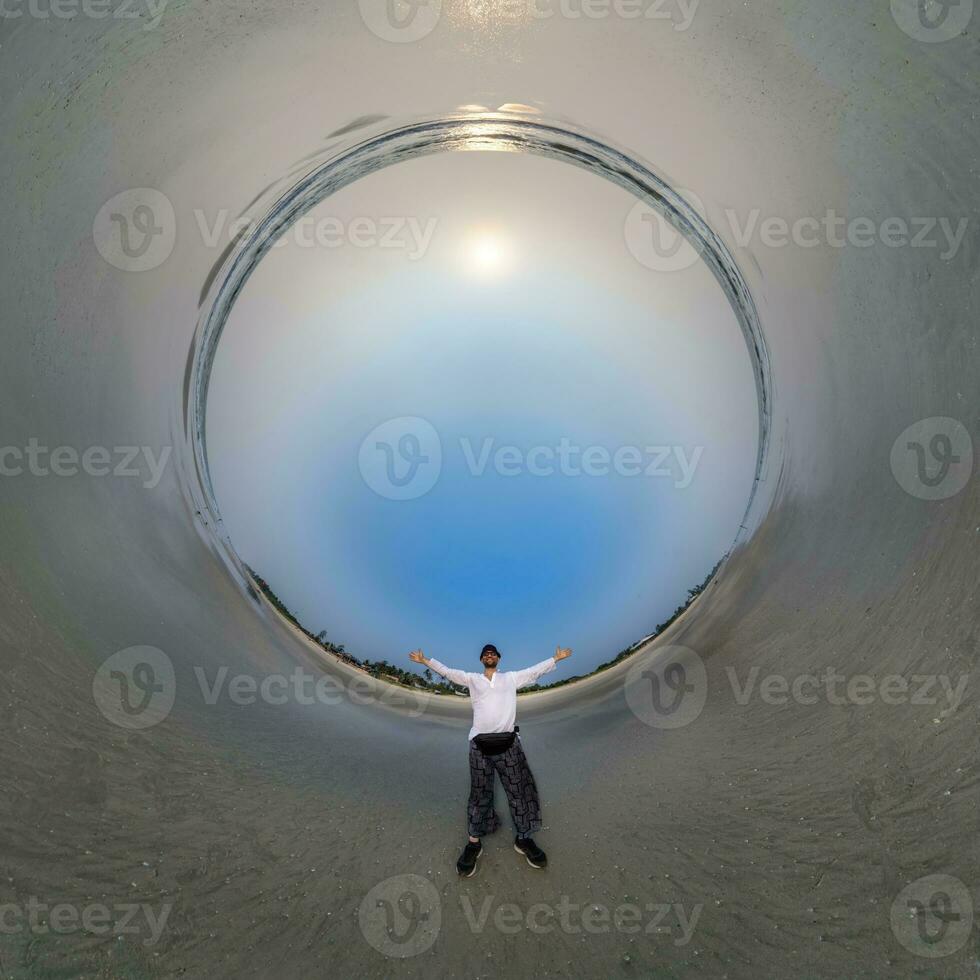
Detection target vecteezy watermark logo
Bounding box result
[624,190,707,273]
[891,0,973,42]
[890,874,973,958]
[357,0,441,42]
[723,210,968,260]
[0,898,172,947]
[93,188,176,272]
[459,894,702,942]
[459,438,702,487]
[358,874,441,958]
[890,417,973,501]
[358,417,442,501]
[359,423,704,499]
[0,0,168,28]
[627,199,970,267]
[725,667,968,715]
[92,646,176,729]
[192,210,438,259]
[192,665,427,716]
[0,441,172,489]
[624,644,707,729]
[463,0,700,29]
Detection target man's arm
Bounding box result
[511,646,572,689]
[409,649,473,687]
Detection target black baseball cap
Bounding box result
[480,644,500,659]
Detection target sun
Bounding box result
[461,228,514,279]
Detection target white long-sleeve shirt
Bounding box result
[427,657,557,741]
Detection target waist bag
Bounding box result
[473,727,519,756]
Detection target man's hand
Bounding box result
[409,649,427,665]
[554,646,572,662]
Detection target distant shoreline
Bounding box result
[243,558,723,696]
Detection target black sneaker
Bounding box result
[514,836,547,869]
[457,839,482,877]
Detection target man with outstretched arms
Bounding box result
[409,643,572,876]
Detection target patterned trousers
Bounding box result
[467,736,542,838]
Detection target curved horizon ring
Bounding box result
[183,112,776,616]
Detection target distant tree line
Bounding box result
[245,556,724,697]
[520,558,724,692]
[244,565,463,694]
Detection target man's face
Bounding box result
[481,650,499,668]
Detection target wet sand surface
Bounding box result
[3,488,978,977]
